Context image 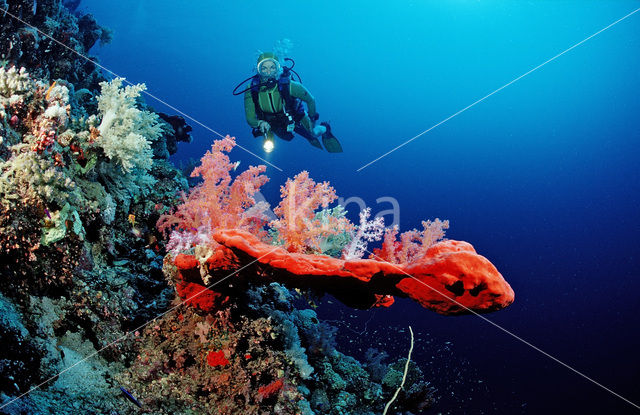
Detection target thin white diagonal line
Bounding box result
[357,6,640,172]
[0,246,282,411]
[0,6,282,171]
[365,249,640,410]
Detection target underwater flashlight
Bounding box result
[263,137,274,153]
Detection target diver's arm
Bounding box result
[290,81,317,118]
[244,90,260,128]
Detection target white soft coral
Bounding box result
[0,66,35,118]
[342,207,385,260]
[95,78,161,173]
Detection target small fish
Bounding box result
[127,213,136,225]
[232,161,241,171]
[44,207,51,219]
[119,386,142,408]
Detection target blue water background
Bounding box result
[81,1,640,413]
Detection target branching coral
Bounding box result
[342,207,385,260]
[157,136,269,256]
[95,77,159,173]
[270,171,353,254]
[372,218,450,264]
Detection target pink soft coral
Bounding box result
[270,171,351,253]
[372,219,450,264]
[157,136,269,243]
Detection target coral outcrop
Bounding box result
[0,58,437,415]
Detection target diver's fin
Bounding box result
[306,136,323,149]
[320,122,343,153]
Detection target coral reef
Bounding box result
[0,2,513,414]
[0,53,437,415]
[141,133,513,412]
[0,0,111,91]
[119,280,435,414]
[0,59,190,413]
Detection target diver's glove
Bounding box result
[257,120,271,134]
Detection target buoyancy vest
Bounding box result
[250,71,305,124]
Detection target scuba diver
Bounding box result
[233,52,342,153]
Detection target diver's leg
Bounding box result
[271,125,294,141]
[295,116,323,149]
[299,115,325,137]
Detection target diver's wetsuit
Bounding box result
[244,80,318,142]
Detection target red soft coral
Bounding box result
[157,136,269,242]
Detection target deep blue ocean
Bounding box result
[81,1,640,413]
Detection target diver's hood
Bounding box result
[256,52,282,79]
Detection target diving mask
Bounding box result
[257,58,281,79]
